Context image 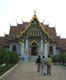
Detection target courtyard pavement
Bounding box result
[3,61,66,80]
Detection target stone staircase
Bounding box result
[19,56,38,62]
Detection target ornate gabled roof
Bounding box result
[15,15,50,39]
[9,16,57,41]
[1,14,66,51]
[10,26,16,31]
[42,24,57,40]
[22,15,49,34]
[56,37,66,50]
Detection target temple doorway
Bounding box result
[49,46,53,56]
[31,42,38,56]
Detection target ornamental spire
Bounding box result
[16,16,18,24]
[21,18,23,24]
[34,10,37,16]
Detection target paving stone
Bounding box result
[3,62,66,80]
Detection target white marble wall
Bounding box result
[9,40,51,57]
[9,44,12,51]
[9,43,22,56]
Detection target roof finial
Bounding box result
[10,24,11,26]
[21,18,23,24]
[34,10,37,16]
[16,16,18,24]
[8,23,11,27]
[8,22,11,27]
[43,19,45,24]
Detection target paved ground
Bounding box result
[4,61,66,80]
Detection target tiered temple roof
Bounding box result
[0,15,66,52]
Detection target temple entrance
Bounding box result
[49,46,53,56]
[31,42,38,56]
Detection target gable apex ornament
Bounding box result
[34,10,37,16]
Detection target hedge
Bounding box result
[0,48,19,76]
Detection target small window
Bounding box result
[12,45,16,51]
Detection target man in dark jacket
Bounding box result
[36,56,41,72]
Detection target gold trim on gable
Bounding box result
[22,15,49,36]
[17,15,50,39]
[19,40,24,44]
[30,40,39,46]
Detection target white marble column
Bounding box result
[41,39,44,56]
[20,43,24,56]
[53,44,56,55]
[44,42,49,57]
[26,39,28,56]
[16,44,20,56]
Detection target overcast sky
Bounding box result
[0,0,66,38]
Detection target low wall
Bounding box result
[0,63,18,80]
[20,56,38,62]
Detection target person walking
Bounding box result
[36,55,41,72]
[41,56,47,75]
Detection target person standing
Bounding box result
[36,55,41,72]
[46,55,52,75]
[41,56,47,75]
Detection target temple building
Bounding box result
[0,14,66,57]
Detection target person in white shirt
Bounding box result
[41,56,47,75]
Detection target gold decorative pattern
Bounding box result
[30,40,39,46]
[19,40,24,44]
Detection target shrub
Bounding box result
[0,48,19,76]
[53,52,66,64]
[63,53,66,62]
[0,48,19,65]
